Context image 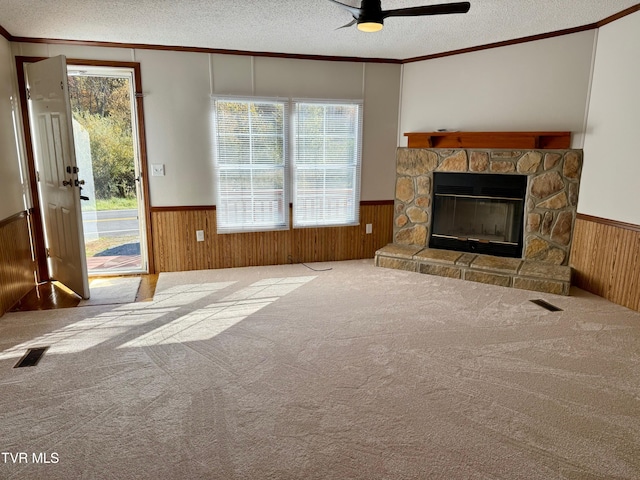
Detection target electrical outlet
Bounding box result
[196,230,204,242]
[366,223,373,234]
[151,164,165,176]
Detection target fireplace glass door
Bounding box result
[430,173,527,258]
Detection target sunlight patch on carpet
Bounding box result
[119,276,316,347]
[79,276,142,306]
[0,308,176,361]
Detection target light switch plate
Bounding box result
[151,164,165,176]
[366,223,373,234]
[196,230,205,242]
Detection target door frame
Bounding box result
[16,56,155,280]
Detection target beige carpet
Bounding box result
[0,259,639,479]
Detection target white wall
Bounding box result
[579,11,640,225]
[0,36,26,220]
[137,49,214,207]
[399,31,596,149]
[361,63,401,201]
[11,44,401,205]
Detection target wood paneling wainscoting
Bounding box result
[151,202,394,272]
[570,214,640,312]
[0,211,36,316]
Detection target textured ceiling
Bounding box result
[0,1,638,60]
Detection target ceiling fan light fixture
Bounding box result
[357,21,383,32]
[329,0,471,32]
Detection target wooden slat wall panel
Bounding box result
[151,209,216,272]
[0,212,36,316]
[216,229,293,269]
[361,203,394,259]
[570,217,640,312]
[151,203,394,273]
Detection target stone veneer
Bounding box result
[375,244,571,295]
[377,148,583,295]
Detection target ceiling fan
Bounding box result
[328,0,471,32]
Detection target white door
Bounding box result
[26,56,90,299]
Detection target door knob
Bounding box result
[62,180,72,186]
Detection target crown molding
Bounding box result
[596,3,640,27]
[2,3,639,64]
[401,23,598,64]
[0,24,13,41]
[9,35,402,64]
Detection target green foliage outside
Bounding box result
[68,76,136,200]
[95,197,138,211]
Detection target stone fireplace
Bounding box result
[375,148,583,295]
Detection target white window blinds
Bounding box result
[292,100,363,228]
[212,97,289,233]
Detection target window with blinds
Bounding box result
[292,100,363,228]
[212,97,289,233]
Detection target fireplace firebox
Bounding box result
[430,172,527,258]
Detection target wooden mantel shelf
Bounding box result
[404,131,571,149]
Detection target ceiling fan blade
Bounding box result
[336,18,358,30]
[382,2,470,19]
[327,0,362,18]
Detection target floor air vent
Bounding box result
[14,347,49,368]
[530,299,563,312]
